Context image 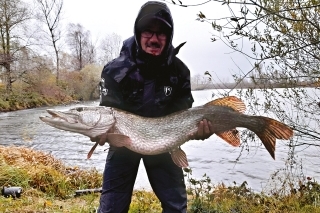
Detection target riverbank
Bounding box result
[1,145,320,212]
[1,81,317,112]
[0,90,74,112]
[0,91,83,112]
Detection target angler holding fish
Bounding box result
[43,2,213,212]
[40,1,293,213]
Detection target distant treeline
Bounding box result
[191,81,318,90]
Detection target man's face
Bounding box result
[140,22,167,56]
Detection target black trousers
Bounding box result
[97,147,187,213]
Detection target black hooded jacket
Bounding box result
[99,1,194,117]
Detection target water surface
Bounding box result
[1,89,319,192]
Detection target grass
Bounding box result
[1,145,320,212]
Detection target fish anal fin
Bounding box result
[170,148,189,168]
[204,96,246,113]
[217,129,240,147]
[107,133,132,147]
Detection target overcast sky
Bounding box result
[60,0,253,82]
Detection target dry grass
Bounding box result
[0,145,65,170]
[2,146,320,212]
[0,145,102,212]
[0,146,161,212]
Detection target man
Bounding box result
[95,1,214,212]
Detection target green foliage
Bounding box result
[0,98,10,110]
[185,168,320,213]
[294,177,320,208]
[0,90,59,111]
[129,190,162,212]
[0,161,30,189]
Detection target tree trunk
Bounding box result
[4,62,12,92]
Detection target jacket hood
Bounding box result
[134,1,174,64]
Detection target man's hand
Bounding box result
[189,119,214,140]
[90,126,115,146]
[90,134,108,146]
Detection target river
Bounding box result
[1,89,319,192]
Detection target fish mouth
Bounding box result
[40,109,78,124]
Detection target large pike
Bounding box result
[39,96,293,168]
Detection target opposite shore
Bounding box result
[1,81,317,113]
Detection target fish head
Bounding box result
[39,106,115,138]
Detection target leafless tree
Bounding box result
[35,0,63,83]
[0,0,31,92]
[66,23,96,70]
[98,33,122,65]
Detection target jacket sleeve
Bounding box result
[169,57,194,113]
[99,63,124,108]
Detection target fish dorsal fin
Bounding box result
[204,96,246,113]
[216,129,240,147]
[170,148,189,168]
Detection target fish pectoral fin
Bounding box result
[217,129,240,147]
[107,133,132,147]
[170,148,189,168]
[87,142,98,159]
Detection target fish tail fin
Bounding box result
[254,117,293,159]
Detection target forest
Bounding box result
[0,0,123,111]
